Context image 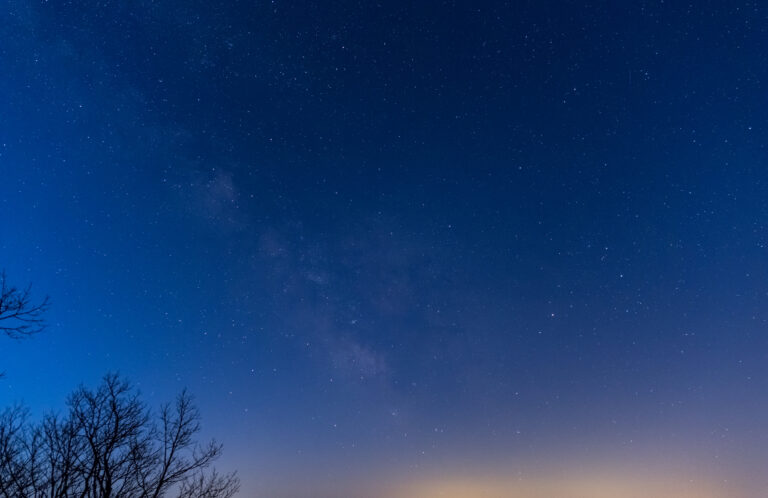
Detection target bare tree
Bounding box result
[0,271,50,339]
[0,374,239,498]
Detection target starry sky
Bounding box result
[2,1,768,496]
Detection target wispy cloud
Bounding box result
[331,340,388,379]
[172,167,248,233]
[251,218,449,383]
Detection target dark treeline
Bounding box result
[0,374,239,498]
[0,272,239,497]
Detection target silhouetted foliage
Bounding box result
[0,374,239,498]
[0,271,50,339]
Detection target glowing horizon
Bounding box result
[4,0,768,496]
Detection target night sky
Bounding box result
[2,1,768,496]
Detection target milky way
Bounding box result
[2,1,768,496]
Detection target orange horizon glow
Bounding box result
[373,465,745,498]
[384,476,736,498]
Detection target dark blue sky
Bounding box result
[2,1,768,496]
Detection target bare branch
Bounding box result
[177,470,240,498]
[0,374,239,498]
[0,271,50,339]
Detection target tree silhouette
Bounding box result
[0,374,239,498]
[0,271,50,339]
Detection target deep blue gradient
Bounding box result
[2,1,768,495]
